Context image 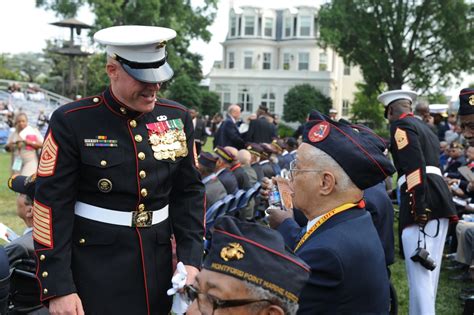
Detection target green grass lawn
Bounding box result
[0,146,468,313]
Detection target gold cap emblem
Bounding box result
[220,242,245,261]
[469,95,474,106]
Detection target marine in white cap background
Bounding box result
[32,24,205,315]
[378,89,457,314]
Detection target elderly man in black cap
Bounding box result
[267,110,395,314]
[378,89,457,314]
[33,25,205,315]
[186,216,310,315]
[198,152,227,209]
[214,146,239,194]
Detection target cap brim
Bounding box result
[8,175,28,194]
[122,62,174,84]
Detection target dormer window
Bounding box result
[284,16,292,37]
[264,17,273,37]
[244,15,255,36]
[230,17,237,37]
[299,16,312,36]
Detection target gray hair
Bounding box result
[244,281,299,315]
[302,145,357,191]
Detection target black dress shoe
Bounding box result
[450,271,470,281]
[446,262,469,271]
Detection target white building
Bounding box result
[208,5,363,120]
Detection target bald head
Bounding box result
[237,149,252,166]
[228,104,241,120]
[225,146,238,158]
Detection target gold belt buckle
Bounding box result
[131,211,153,227]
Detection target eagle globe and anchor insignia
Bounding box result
[220,242,245,261]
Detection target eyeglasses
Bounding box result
[184,285,273,315]
[289,160,321,181]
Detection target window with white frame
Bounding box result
[284,16,292,37]
[261,88,276,113]
[244,51,253,69]
[319,52,328,71]
[216,85,232,111]
[263,53,271,70]
[298,52,309,70]
[230,17,237,37]
[299,16,312,36]
[244,15,255,36]
[342,100,350,116]
[238,86,253,112]
[283,53,291,70]
[264,17,273,37]
[228,52,235,69]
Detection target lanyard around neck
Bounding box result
[294,200,365,252]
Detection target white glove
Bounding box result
[167,262,190,315]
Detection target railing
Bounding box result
[0,79,73,107]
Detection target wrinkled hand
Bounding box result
[49,293,84,315]
[183,265,199,286]
[266,206,294,229]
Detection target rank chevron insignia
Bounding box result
[38,131,58,177]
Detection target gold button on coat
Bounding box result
[40,255,46,261]
[135,135,143,142]
[42,271,48,278]
[138,204,145,211]
[139,170,146,179]
[138,152,145,160]
[141,188,148,197]
[129,120,137,128]
[100,160,107,167]
[79,238,86,244]
[93,97,99,103]
[43,289,48,294]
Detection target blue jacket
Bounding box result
[213,116,245,149]
[278,209,390,314]
[216,168,238,194]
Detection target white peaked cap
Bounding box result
[94,25,176,83]
[377,90,418,107]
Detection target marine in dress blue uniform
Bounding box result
[270,110,395,314]
[33,26,205,315]
[379,90,457,315]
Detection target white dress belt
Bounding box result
[74,201,169,227]
[397,166,442,188]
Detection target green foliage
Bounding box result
[1,53,53,82]
[165,74,202,108]
[319,0,474,92]
[283,84,332,123]
[427,92,449,104]
[37,0,218,84]
[351,83,386,130]
[199,89,221,116]
[0,55,21,81]
[277,123,295,138]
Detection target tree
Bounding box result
[426,92,449,104]
[350,83,386,130]
[283,84,332,123]
[0,55,21,81]
[165,74,202,109]
[36,0,218,84]
[319,1,474,93]
[199,89,220,116]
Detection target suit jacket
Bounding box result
[251,163,265,182]
[193,117,207,144]
[390,114,456,231]
[241,165,257,187]
[245,116,276,143]
[260,160,277,178]
[444,155,466,179]
[203,174,227,209]
[364,182,395,266]
[278,210,390,314]
[213,116,245,149]
[5,229,34,264]
[278,152,294,170]
[231,163,252,190]
[33,88,205,314]
[216,168,238,194]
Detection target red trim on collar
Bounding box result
[64,97,103,115]
[213,229,310,272]
[230,163,241,171]
[400,113,414,119]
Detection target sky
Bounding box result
[0,0,471,99]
